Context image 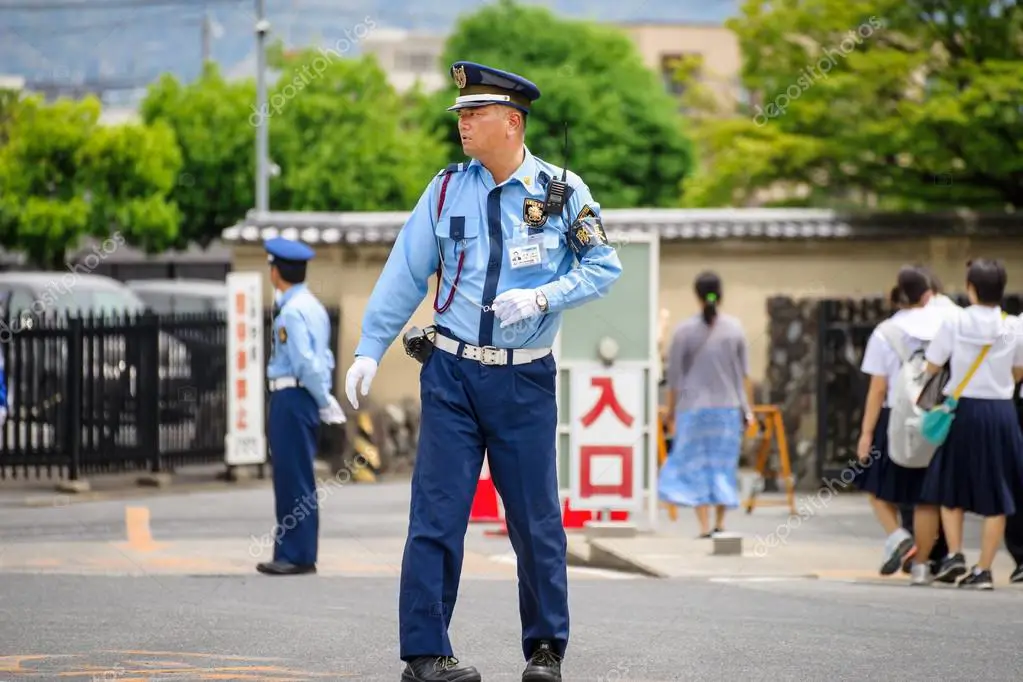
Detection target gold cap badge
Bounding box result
[453,65,467,89]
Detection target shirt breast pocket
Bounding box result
[541,224,566,270]
[435,211,481,269]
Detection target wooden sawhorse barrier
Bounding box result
[656,404,796,520]
[743,405,797,515]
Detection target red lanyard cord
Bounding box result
[432,170,464,314]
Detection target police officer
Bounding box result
[257,237,345,576]
[345,62,622,682]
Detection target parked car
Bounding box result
[0,272,196,450]
[124,278,228,315]
[124,278,230,442]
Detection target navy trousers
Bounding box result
[268,387,321,566]
[399,347,569,662]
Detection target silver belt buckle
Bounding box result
[478,346,504,366]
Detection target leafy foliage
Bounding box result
[417,0,695,208]
[680,0,1023,210]
[265,48,448,212]
[140,63,257,248]
[0,94,181,267]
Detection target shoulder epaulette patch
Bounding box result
[439,162,468,176]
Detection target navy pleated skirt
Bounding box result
[853,408,929,505]
[918,397,1023,517]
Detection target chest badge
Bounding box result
[278,326,288,344]
[522,198,547,228]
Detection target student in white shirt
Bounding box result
[912,258,1023,589]
[854,266,951,575]
[895,269,955,576]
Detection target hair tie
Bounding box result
[705,293,718,303]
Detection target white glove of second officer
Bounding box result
[345,356,378,410]
[493,288,540,328]
[319,395,347,425]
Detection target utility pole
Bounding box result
[201,10,212,64]
[254,0,269,214]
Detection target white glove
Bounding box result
[319,395,347,425]
[0,406,6,428]
[345,356,378,410]
[493,288,540,328]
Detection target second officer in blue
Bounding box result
[258,237,345,576]
[345,62,623,681]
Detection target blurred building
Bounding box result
[358,28,447,94]
[618,22,747,114]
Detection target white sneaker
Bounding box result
[910,562,933,586]
[880,528,915,576]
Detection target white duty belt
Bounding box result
[433,332,550,366]
[268,377,302,391]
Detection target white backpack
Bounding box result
[875,320,939,468]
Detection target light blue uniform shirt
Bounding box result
[267,283,334,409]
[355,147,623,362]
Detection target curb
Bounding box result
[18,477,273,507]
[586,541,667,578]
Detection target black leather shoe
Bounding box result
[256,561,316,575]
[522,641,561,681]
[400,656,481,681]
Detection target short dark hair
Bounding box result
[897,265,931,305]
[694,270,722,326]
[966,258,1006,304]
[919,265,943,294]
[273,261,307,284]
[889,285,904,309]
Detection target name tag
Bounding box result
[508,231,544,269]
[509,242,542,269]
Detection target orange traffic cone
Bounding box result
[469,456,502,523]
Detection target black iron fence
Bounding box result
[0,306,340,481]
[814,294,1023,482]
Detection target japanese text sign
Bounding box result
[568,364,644,511]
[225,272,266,465]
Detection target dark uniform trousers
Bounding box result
[268,386,321,566]
[399,340,569,662]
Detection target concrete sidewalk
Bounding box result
[566,493,1023,587]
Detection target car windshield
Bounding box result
[43,287,147,317]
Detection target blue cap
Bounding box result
[265,237,315,264]
[447,61,541,115]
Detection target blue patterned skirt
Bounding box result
[658,406,743,508]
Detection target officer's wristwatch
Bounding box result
[535,290,549,313]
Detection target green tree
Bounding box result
[0,88,20,148]
[0,94,181,268]
[265,47,448,211]
[418,0,694,208]
[681,0,1023,210]
[140,63,256,247]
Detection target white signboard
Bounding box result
[568,363,645,512]
[224,272,267,465]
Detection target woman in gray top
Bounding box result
[658,271,754,537]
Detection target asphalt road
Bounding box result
[0,480,1019,681]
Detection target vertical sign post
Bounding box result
[553,229,659,529]
[225,272,267,467]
